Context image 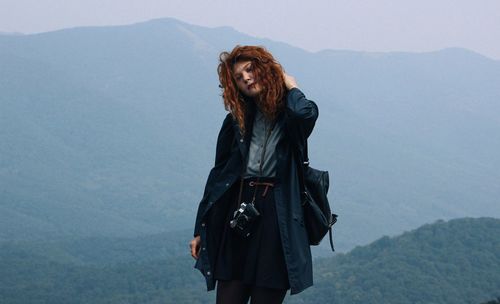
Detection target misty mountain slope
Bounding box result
[1,17,499,251]
[0,228,192,267]
[0,50,179,239]
[281,47,500,249]
[0,18,228,240]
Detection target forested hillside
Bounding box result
[1,218,498,304]
[289,217,500,304]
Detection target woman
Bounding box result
[189,45,319,303]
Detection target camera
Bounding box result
[229,201,261,238]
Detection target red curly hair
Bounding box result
[217,45,287,137]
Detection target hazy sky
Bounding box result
[1,0,499,60]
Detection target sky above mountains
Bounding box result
[1,0,499,60]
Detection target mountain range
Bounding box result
[1,17,499,253]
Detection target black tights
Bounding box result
[216,280,287,304]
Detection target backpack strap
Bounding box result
[294,140,308,206]
[303,141,310,166]
[329,228,334,252]
[328,214,339,251]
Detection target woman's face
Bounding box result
[232,60,262,98]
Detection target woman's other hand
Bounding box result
[283,72,298,90]
[190,235,201,259]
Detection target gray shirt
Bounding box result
[243,107,283,177]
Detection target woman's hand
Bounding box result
[190,235,201,259]
[283,72,298,90]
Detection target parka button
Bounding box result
[201,222,206,227]
[240,139,244,143]
[202,247,206,251]
[225,182,230,187]
[207,271,211,276]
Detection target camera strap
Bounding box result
[250,118,275,204]
[237,114,276,206]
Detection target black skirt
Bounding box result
[214,176,290,290]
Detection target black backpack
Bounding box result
[295,141,338,251]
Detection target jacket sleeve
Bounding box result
[284,87,319,146]
[193,113,234,237]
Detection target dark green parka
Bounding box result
[193,87,319,295]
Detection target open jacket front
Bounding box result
[193,88,319,295]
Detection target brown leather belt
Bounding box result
[237,177,277,205]
[248,180,275,197]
